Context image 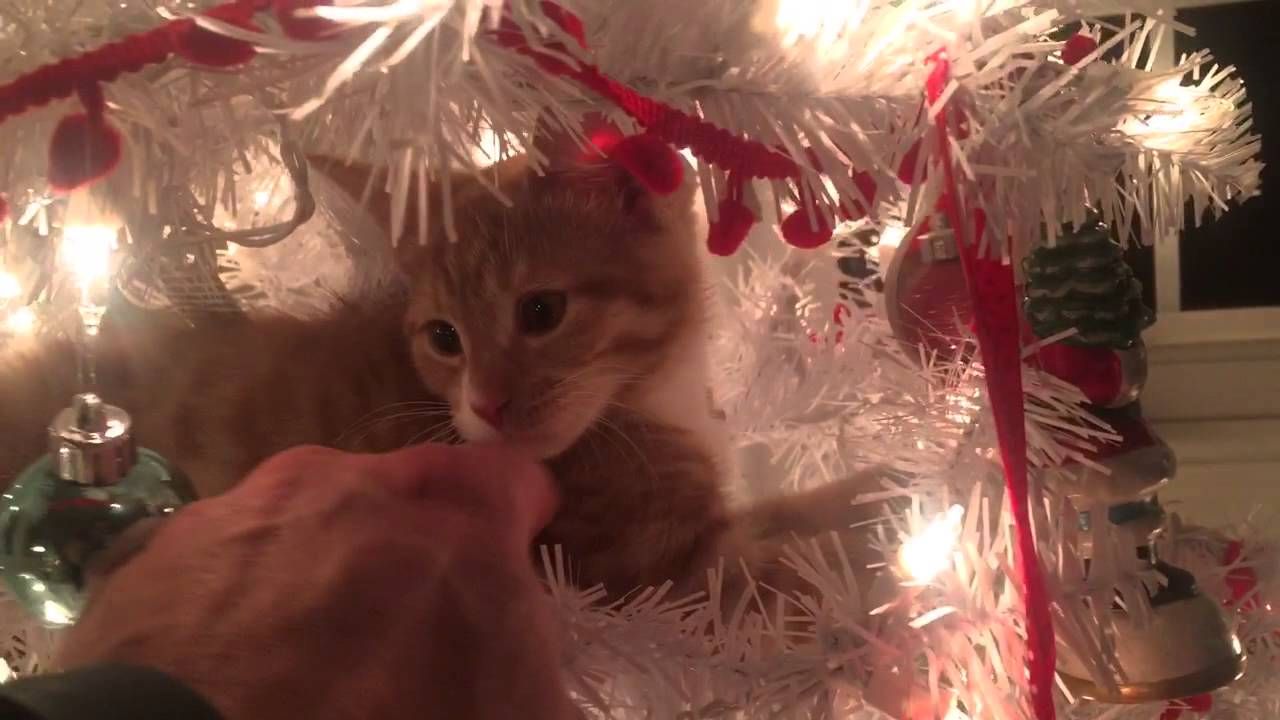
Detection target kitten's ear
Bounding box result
[307,154,393,227]
[531,114,694,219]
[306,154,449,270]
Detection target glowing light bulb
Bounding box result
[61,192,121,296]
[899,504,964,583]
[760,0,869,51]
[253,190,271,209]
[5,306,36,335]
[60,224,117,292]
[1119,78,1234,153]
[471,128,523,166]
[0,271,20,301]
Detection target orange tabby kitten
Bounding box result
[0,132,888,602]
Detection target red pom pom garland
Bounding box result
[174,4,261,68]
[0,0,898,254]
[841,169,879,221]
[707,199,756,256]
[47,83,122,192]
[606,132,684,195]
[781,186,833,250]
[0,0,272,193]
[1062,33,1099,66]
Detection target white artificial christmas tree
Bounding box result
[0,2,1272,719]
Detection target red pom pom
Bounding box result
[897,140,927,185]
[175,9,260,67]
[275,0,341,40]
[607,133,683,195]
[1223,540,1259,610]
[1036,343,1123,406]
[1161,694,1213,720]
[841,169,878,220]
[707,197,755,256]
[1062,33,1098,66]
[781,207,832,249]
[47,113,122,192]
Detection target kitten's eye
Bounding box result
[517,291,568,336]
[424,320,463,357]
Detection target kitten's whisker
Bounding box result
[335,401,451,444]
[343,410,449,444]
[587,416,657,490]
[401,419,459,448]
[343,410,452,449]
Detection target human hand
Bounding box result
[56,443,577,720]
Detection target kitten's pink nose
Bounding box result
[470,398,510,430]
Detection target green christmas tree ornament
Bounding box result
[1023,218,1155,349]
[0,393,196,627]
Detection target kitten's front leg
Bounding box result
[715,468,904,609]
[539,412,731,599]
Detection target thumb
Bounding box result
[380,442,560,543]
[507,456,559,543]
[457,443,560,543]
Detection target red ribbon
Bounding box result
[925,52,1057,720]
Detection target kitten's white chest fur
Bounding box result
[630,327,732,471]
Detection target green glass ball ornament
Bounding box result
[0,394,196,627]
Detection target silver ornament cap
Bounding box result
[48,393,137,485]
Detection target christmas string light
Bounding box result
[1119,77,1236,154]
[899,503,964,584]
[0,271,20,301]
[59,192,122,388]
[4,306,36,336]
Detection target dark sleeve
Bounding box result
[0,664,222,720]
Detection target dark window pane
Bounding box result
[1176,1,1279,310]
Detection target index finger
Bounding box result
[376,442,560,542]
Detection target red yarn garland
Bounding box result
[0,0,268,190]
[173,3,262,67]
[1,0,865,246]
[491,2,864,252]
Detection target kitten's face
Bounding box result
[316,151,701,459]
